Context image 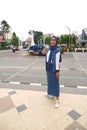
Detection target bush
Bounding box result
[69,47,75,52]
[0,42,6,48]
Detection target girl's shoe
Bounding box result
[49,95,53,99]
[55,100,59,108]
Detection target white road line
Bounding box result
[33,67,87,71]
[33,67,44,70]
[33,67,68,70]
[77,86,87,89]
[0,80,87,89]
[10,82,20,84]
[73,53,86,73]
[60,85,65,87]
[0,66,87,72]
[0,66,28,69]
[5,61,36,81]
[30,83,42,86]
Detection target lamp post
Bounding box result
[66,26,71,51]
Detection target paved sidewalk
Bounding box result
[0,88,87,130]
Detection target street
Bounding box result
[0,49,87,88]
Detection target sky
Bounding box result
[0,0,87,40]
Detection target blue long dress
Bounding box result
[46,47,60,97]
[47,64,60,97]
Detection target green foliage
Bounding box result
[0,42,6,48]
[71,35,77,46]
[1,20,10,33]
[34,31,43,44]
[59,34,77,47]
[11,32,19,47]
[45,36,51,45]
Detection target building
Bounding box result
[0,31,4,42]
[22,37,31,48]
[5,32,12,41]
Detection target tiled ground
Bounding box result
[0,88,87,130]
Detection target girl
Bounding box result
[46,36,61,108]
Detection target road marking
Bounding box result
[33,67,44,70]
[0,80,87,90]
[60,85,64,87]
[73,53,87,73]
[30,83,41,86]
[10,82,20,84]
[61,76,87,80]
[77,86,87,89]
[5,60,36,81]
[0,66,87,73]
[0,72,87,80]
[0,66,28,69]
[33,67,87,71]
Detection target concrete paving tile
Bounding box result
[0,88,87,130]
[16,104,27,113]
[11,90,45,108]
[44,115,74,130]
[10,90,31,107]
[0,108,27,130]
[0,88,9,98]
[19,97,74,130]
[74,102,87,115]
[65,121,87,130]
[68,110,81,120]
[0,96,15,113]
[77,112,87,129]
[60,94,87,108]
[8,90,16,96]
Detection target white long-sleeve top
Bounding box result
[46,50,60,71]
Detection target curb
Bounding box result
[0,80,87,89]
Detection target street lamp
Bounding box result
[66,26,71,51]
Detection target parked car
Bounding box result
[29,44,46,56]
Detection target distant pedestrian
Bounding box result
[12,46,16,52]
[46,36,62,108]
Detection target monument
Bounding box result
[28,30,35,46]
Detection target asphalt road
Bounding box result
[0,49,87,88]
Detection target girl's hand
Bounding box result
[56,72,60,79]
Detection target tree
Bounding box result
[59,34,77,47]
[11,32,19,47]
[45,36,51,45]
[34,31,43,44]
[71,34,77,47]
[1,20,10,33]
